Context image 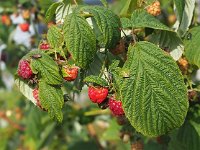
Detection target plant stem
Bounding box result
[73,0,78,6]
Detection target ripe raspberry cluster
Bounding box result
[88,85,124,116]
[17,41,79,110]
[146,1,161,16]
[40,43,50,50]
[17,60,33,79]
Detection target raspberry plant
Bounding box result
[14,0,200,145]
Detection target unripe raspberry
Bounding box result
[109,98,124,116]
[17,60,33,79]
[88,86,109,104]
[146,1,161,16]
[63,66,79,81]
[177,58,189,74]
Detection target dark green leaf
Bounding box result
[131,9,171,31]
[81,6,121,49]
[184,26,200,68]
[29,50,63,85]
[63,13,96,68]
[47,25,63,48]
[173,0,185,22]
[39,81,64,122]
[169,119,200,150]
[45,2,61,22]
[84,75,108,87]
[120,18,132,29]
[112,41,188,136]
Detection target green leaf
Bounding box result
[84,75,108,87]
[169,120,200,150]
[173,0,185,22]
[100,0,108,7]
[63,13,96,68]
[45,2,61,22]
[55,2,71,24]
[47,25,63,48]
[15,78,36,105]
[131,9,171,31]
[184,26,200,68]
[39,81,64,122]
[120,18,132,29]
[119,0,132,16]
[81,6,121,49]
[112,41,188,136]
[29,50,63,85]
[176,0,195,36]
[149,30,184,61]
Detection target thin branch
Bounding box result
[0,111,25,131]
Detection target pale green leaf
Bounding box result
[55,2,71,24]
[184,26,200,68]
[112,41,188,136]
[149,30,184,61]
[131,9,171,31]
[39,81,64,122]
[63,13,96,68]
[15,78,36,105]
[176,0,195,36]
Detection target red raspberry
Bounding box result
[63,66,78,81]
[88,86,108,104]
[33,89,46,111]
[33,89,41,106]
[109,98,124,116]
[17,60,33,79]
[40,43,50,50]
[19,23,30,32]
